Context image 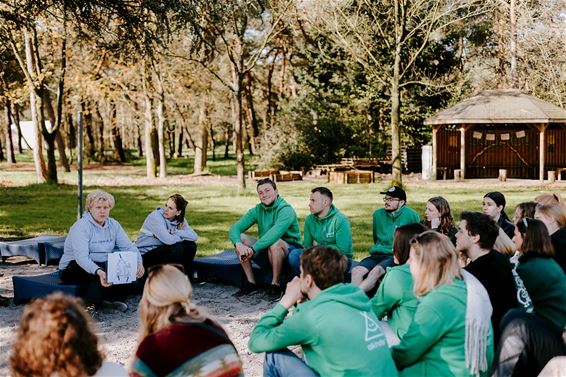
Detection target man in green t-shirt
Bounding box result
[249,246,398,377]
[352,186,420,292]
[288,187,353,275]
[229,178,302,296]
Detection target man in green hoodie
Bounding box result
[288,187,353,275]
[229,178,302,296]
[249,246,398,377]
[352,186,420,292]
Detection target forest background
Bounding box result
[0,0,565,189]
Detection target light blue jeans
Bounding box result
[263,349,319,377]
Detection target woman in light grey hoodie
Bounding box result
[59,190,144,311]
[135,194,198,274]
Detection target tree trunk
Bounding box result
[175,122,183,158]
[224,125,231,159]
[141,61,157,177]
[43,92,70,171]
[95,108,105,161]
[110,102,126,162]
[154,65,167,179]
[0,132,4,161]
[136,123,143,157]
[194,96,209,175]
[231,66,246,190]
[210,124,216,161]
[37,89,58,184]
[11,103,25,153]
[244,72,259,154]
[81,103,96,160]
[67,112,76,149]
[4,99,16,163]
[391,0,403,185]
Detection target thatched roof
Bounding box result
[424,89,566,125]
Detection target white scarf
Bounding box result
[462,269,493,377]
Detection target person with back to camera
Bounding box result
[351,186,420,292]
[229,178,302,296]
[492,218,566,376]
[455,211,518,345]
[130,264,243,377]
[59,189,144,312]
[248,246,398,377]
[287,186,353,276]
[136,194,198,273]
[534,203,566,273]
[423,196,457,243]
[10,292,128,377]
[371,222,427,344]
[392,231,494,377]
[482,191,515,239]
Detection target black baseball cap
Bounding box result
[380,186,406,201]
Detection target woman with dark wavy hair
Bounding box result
[10,293,127,377]
[136,194,198,273]
[423,196,457,243]
[492,218,566,376]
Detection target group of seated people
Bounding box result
[11,181,563,376]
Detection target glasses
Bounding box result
[383,197,400,202]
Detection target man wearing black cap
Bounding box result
[351,186,420,292]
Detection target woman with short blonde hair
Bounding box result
[59,189,144,311]
[392,231,493,376]
[85,189,115,210]
[131,265,243,377]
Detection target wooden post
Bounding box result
[537,124,547,182]
[460,125,467,179]
[432,125,439,180]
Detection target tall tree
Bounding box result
[308,0,493,184]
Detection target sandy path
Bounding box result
[0,260,271,376]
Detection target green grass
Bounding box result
[0,181,558,259]
[0,148,258,184]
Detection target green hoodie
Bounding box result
[372,264,418,339]
[229,195,302,253]
[392,278,494,377]
[303,205,353,258]
[370,206,420,254]
[248,283,398,377]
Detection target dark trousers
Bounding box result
[492,309,566,377]
[60,261,137,306]
[141,240,197,274]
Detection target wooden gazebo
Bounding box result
[424,90,566,181]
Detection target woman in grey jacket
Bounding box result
[135,194,198,274]
[59,190,144,311]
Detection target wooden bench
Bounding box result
[328,170,374,184]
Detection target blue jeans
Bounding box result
[264,349,319,377]
[288,248,352,276]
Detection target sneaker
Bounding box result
[234,282,259,297]
[265,284,282,297]
[101,300,128,313]
[85,304,99,319]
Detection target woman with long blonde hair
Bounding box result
[392,231,494,377]
[131,264,243,377]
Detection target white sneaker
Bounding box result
[101,300,128,313]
